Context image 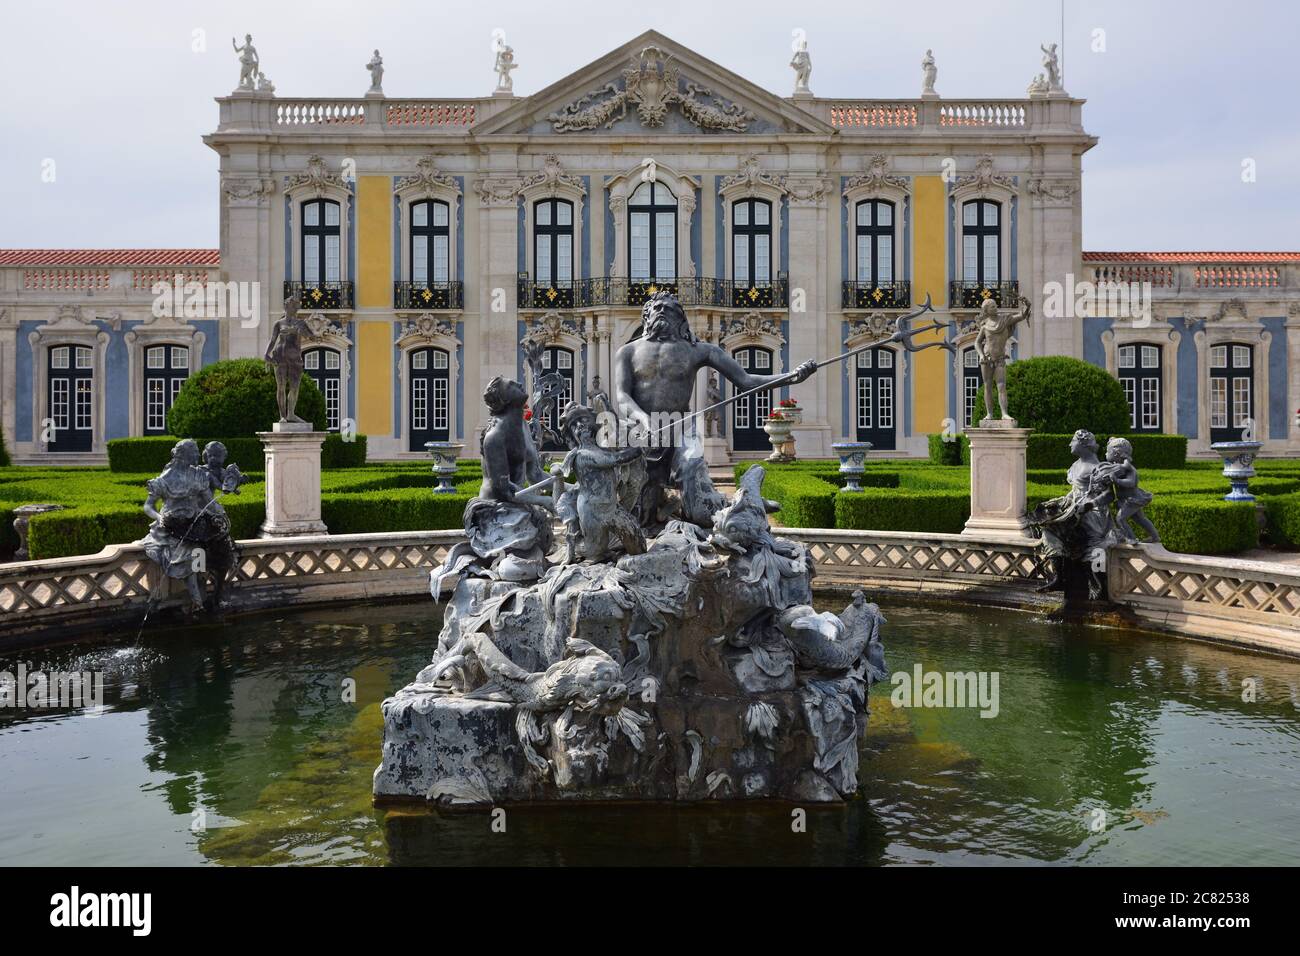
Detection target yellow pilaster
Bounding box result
[356,320,392,436]
[911,175,948,436]
[356,176,391,308]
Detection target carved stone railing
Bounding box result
[809,97,1086,135]
[215,95,501,134]
[1108,544,1300,655]
[1083,257,1297,297]
[0,265,215,300]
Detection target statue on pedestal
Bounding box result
[493,42,517,93]
[139,439,244,614]
[703,374,722,438]
[365,50,384,93]
[588,375,611,417]
[1041,42,1062,91]
[232,34,259,91]
[790,39,812,95]
[264,293,308,424]
[921,49,938,95]
[974,296,1031,422]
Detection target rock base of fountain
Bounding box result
[374,468,885,807]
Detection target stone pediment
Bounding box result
[472,31,833,137]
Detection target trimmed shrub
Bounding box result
[167,358,326,439]
[27,509,110,559]
[761,471,837,527]
[1264,493,1300,548]
[1024,433,1188,470]
[835,489,970,534]
[976,356,1130,436]
[926,433,966,465]
[321,483,476,533]
[0,423,9,467]
[1143,498,1258,555]
[321,433,368,468]
[108,433,366,473]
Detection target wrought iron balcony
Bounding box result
[949,280,1020,309]
[394,281,464,310]
[517,273,788,310]
[284,281,353,310]
[841,280,912,310]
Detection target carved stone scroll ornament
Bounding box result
[474,177,524,207]
[1026,177,1079,206]
[719,156,785,195]
[520,154,585,194]
[955,156,1016,195]
[546,45,754,133]
[844,154,908,194]
[287,155,352,198]
[396,156,460,197]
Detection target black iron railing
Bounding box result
[394,281,464,310]
[517,274,789,310]
[284,281,353,310]
[841,280,912,310]
[949,280,1019,309]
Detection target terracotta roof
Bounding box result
[1083,251,1300,263]
[0,249,220,266]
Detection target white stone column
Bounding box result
[258,426,328,537]
[962,425,1032,539]
[784,176,833,458]
[474,175,524,398]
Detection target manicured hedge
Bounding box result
[1264,493,1300,548]
[1025,433,1187,470]
[167,358,327,438]
[760,471,837,528]
[835,489,970,534]
[322,482,477,534]
[926,433,968,465]
[107,434,368,473]
[0,424,10,468]
[1142,498,1258,555]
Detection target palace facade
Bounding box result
[2,30,1297,463]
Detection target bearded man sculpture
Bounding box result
[614,291,816,527]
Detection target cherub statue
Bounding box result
[255,70,275,93]
[973,295,1031,422]
[1097,437,1160,544]
[921,49,938,95]
[494,43,517,93]
[556,402,645,563]
[264,293,308,424]
[1041,42,1061,90]
[232,34,259,90]
[790,39,812,95]
[366,49,384,93]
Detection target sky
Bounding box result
[1,0,1296,251]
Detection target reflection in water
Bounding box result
[1,599,1299,866]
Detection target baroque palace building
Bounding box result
[2,30,1298,463]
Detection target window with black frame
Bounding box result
[534,199,574,305]
[411,200,450,289]
[143,345,189,436]
[961,200,1000,286]
[855,199,895,288]
[1209,343,1254,443]
[628,181,676,283]
[302,199,341,287]
[733,198,772,289]
[1117,343,1162,433]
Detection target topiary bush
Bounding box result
[975,356,1130,436]
[761,471,837,527]
[167,358,326,439]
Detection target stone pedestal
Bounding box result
[701,436,730,465]
[258,424,328,537]
[963,423,1032,539]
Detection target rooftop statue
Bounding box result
[365,49,384,93]
[493,42,517,93]
[232,34,259,91]
[1042,42,1062,91]
[921,49,938,95]
[139,439,245,615]
[790,37,812,95]
[264,293,308,425]
[614,291,816,527]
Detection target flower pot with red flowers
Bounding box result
[764,411,796,462]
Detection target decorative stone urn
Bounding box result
[776,399,802,426]
[425,441,465,494]
[11,503,66,561]
[764,414,795,463]
[832,441,872,492]
[1210,440,1264,502]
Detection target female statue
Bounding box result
[264,293,308,423]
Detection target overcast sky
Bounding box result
[1,0,1296,251]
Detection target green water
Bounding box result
[2,599,1299,866]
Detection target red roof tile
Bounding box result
[1083,251,1300,263]
[0,249,220,266]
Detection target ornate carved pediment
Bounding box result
[546,45,754,133]
[1212,298,1251,322]
[520,154,585,195]
[844,154,908,194]
[474,177,524,207]
[396,156,461,197]
[955,156,1015,195]
[523,311,583,346]
[43,305,121,332]
[720,311,784,346]
[397,314,457,346]
[846,313,898,344]
[719,156,784,195]
[303,311,349,342]
[1026,176,1078,206]
[287,155,353,197]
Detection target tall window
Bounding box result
[539,346,575,451]
[304,346,342,431]
[534,199,574,287]
[1210,343,1253,443]
[408,347,450,451]
[855,200,895,287]
[731,347,772,452]
[48,345,94,452]
[855,347,896,450]
[962,346,980,428]
[962,200,1000,285]
[628,181,676,281]
[302,199,341,285]
[1117,344,1162,433]
[144,345,189,435]
[732,199,771,285]
[411,200,450,286]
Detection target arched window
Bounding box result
[534,199,574,288]
[48,345,94,452]
[855,200,895,288]
[732,199,771,286]
[1118,344,1162,433]
[302,199,341,285]
[143,345,189,436]
[854,347,895,450]
[408,347,450,451]
[628,181,676,281]
[304,346,342,432]
[411,200,450,287]
[961,200,1000,285]
[1210,343,1253,443]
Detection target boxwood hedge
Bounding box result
[107,434,368,473]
